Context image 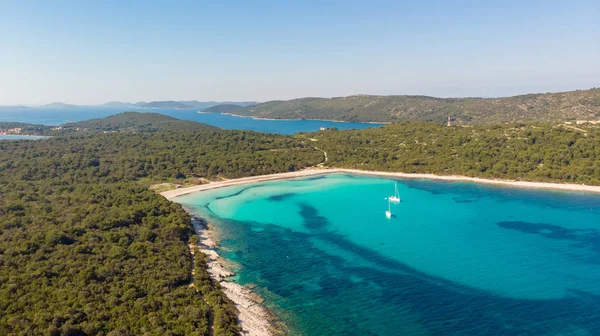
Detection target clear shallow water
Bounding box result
[177,174,600,335]
[0,107,382,134]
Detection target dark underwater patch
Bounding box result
[268,193,296,201]
[298,202,329,230]
[498,221,600,253]
[302,175,328,181]
[452,197,477,203]
[217,216,600,336]
[215,185,261,200]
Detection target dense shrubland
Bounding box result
[311,121,600,184]
[0,130,321,335]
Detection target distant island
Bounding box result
[224,88,600,124]
[64,112,218,132]
[40,102,80,108]
[201,104,243,114]
[180,100,257,109]
[8,100,260,110]
[0,112,218,135]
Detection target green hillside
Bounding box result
[65,112,218,133]
[229,88,600,124]
[310,121,600,184]
[201,104,242,114]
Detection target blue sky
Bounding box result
[0,0,598,104]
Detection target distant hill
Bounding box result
[180,100,258,109]
[177,101,215,109]
[64,112,218,132]
[226,88,600,124]
[215,101,258,107]
[41,102,79,108]
[132,101,258,109]
[137,101,194,109]
[201,104,243,113]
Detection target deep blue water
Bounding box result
[0,107,382,134]
[177,174,600,335]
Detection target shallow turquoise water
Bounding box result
[177,174,600,335]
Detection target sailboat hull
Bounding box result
[385,210,392,219]
[389,196,400,203]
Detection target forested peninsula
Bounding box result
[226,88,600,124]
[0,121,321,335]
[2,112,600,335]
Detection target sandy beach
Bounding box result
[162,168,600,200]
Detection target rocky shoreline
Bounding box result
[189,215,284,336]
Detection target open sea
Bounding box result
[0,107,382,134]
[177,173,600,336]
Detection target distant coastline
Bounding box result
[206,111,389,125]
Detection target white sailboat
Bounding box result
[385,198,392,219]
[389,183,400,203]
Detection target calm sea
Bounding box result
[177,173,600,335]
[0,107,382,134]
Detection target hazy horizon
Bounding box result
[1,1,598,105]
[2,85,599,108]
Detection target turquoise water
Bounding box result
[177,174,600,335]
[0,107,382,134]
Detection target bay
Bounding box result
[0,107,382,134]
[177,173,600,335]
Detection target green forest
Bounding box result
[3,113,600,335]
[0,129,321,335]
[310,121,600,184]
[65,112,218,133]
